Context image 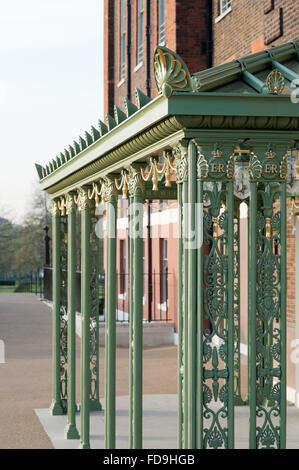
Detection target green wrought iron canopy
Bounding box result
[36,40,299,197]
[36,40,299,450]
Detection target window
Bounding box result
[120,0,126,81]
[160,239,168,305]
[158,0,165,45]
[120,240,126,294]
[219,0,232,16]
[137,0,144,64]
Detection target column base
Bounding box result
[49,400,64,416]
[79,442,90,449]
[64,423,80,439]
[90,399,103,412]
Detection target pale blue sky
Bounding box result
[0,0,103,222]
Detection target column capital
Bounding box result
[76,185,93,211]
[127,163,146,198]
[51,198,60,217]
[65,192,77,215]
[100,175,119,203]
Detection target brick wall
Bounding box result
[104,0,210,114]
[212,0,299,66]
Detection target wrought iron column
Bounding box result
[280,180,287,449]
[233,208,246,406]
[78,186,92,449]
[103,178,117,449]
[64,193,80,439]
[177,181,183,448]
[128,166,144,449]
[227,179,235,448]
[49,199,64,415]
[248,143,288,449]
[89,198,102,412]
[194,140,236,449]
[187,140,197,448]
[129,196,134,448]
[176,142,188,449]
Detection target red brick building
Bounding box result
[103,1,299,374]
[104,0,213,116]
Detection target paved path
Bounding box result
[0,294,53,448]
[0,294,178,449]
[36,395,299,449]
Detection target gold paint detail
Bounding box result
[266,69,284,95]
[279,153,288,180]
[211,144,223,158]
[87,182,102,206]
[265,147,276,159]
[127,167,145,197]
[65,193,77,215]
[197,153,209,179]
[101,177,118,203]
[141,158,159,191]
[264,163,278,175]
[51,200,60,217]
[289,198,299,217]
[115,170,130,199]
[249,153,262,179]
[210,163,226,173]
[213,217,219,239]
[76,187,92,211]
[265,217,271,239]
[161,151,176,187]
[226,154,235,179]
[175,155,188,184]
[153,46,193,98]
[58,197,66,216]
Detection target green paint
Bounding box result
[132,190,143,449]
[89,203,102,412]
[177,183,183,449]
[65,201,80,439]
[105,195,117,449]
[187,141,197,448]
[49,206,64,416]
[79,196,91,449]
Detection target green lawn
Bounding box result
[0,282,43,293]
[0,285,16,293]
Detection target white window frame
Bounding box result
[158,0,166,46]
[120,0,126,81]
[215,0,232,23]
[136,0,144,65]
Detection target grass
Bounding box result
[0,282,43,294]
[0,285,16,293]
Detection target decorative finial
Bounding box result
[266,69,284,95]
[153,46,193,98]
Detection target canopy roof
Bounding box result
[36,40,299,197]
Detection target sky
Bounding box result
[0,0,103,222]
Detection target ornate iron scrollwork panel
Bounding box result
[60,215,68,409]
[202,181,230,449]
[255,183,283,449]
[89,210,100,406]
